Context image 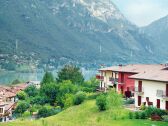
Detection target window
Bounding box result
[121,73,124,83]
[0,108,3,113]
[138,81,142,92]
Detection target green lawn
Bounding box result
[1,100,168,126]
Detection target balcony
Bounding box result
[156,90,168,100]
[109,77,118,84]
[96,75,104,81]
[133,87,144,95]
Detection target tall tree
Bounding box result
[41,72,55,85]
[57,65,84,85]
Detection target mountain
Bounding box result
[142,15,168,61]
[0,0,159,67]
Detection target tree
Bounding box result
[40,82,58,105]
[12,79,21,85]
[41,72,55,85]
[24,85,38,97]
[57,65,84,85]
[17,91,27,100]
[14,102,30,116]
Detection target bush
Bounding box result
[162,115,168,122]
[17,91,27,100]
[62,94,75,108]
[38,106,61,118]
[144,107,167,117]
[135,112,140,119]
[129,112,133,119]
[74,91,86,105]
[12,79,21,85]
[96,94,107,111]
[14,102,30,116]
[140,112,147,119]
[86,93,99,100]
[140,104,146,110]
[107,90,122,108]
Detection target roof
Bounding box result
[99,64,168,82]
[99,64,165,73]
[130,69,168,82]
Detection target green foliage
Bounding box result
[38,106,61,118]
[30,95,48,105]
[57,65,84,85]
[140,104,146,110]
[144,107,167,117]
[96,94,107,111]
[135,112,140,119]
[12,79,21,85]
[128,112,133,119]
[29,106,37,116]
[140,112,147,119]
[41,72,55,85]
[24,85,38,97]
[107,90,123,108]
[40,82,58,105]
[162,115,168,122]
[17,91,27,100]
[14,102,30,115]
[74,91,86,105]
[61,94,75,108]
[83,77,99,92]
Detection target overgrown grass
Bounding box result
[1,100,168,126]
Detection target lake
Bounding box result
[0,69,97,85]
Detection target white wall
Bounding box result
[134,80,167,110]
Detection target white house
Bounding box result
[130,68,168,110]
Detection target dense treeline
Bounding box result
[14,65,99,118]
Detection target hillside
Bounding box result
[1,100,167,126]
[142,15,168,62]
[0,0,160,65]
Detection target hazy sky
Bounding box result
[112,0,168,26]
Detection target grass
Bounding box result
[1,100,168,126]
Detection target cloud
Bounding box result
[112,0,168,26]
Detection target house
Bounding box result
[96,66,119,92]
[130,67,168,110]
[97,64,165,97]
[26,81,41,89]
[0,102,16,122]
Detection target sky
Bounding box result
[112,0,168,26]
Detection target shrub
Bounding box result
[14,102,30,116]
[62,94,75,108]
[129,112,133,119]
[86,93,99,100]
[144,107,167,117]
[38,106,61,118]
[162,115,168,122]
[12,79,21,85]
[74,91,86,105]
[107,90,122,108]
[17,91,27,100]
[96,94,107,111]
[140,104,146,110]
[140,112,147,119]
[135,112,140,119]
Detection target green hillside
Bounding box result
[1,100,167,126]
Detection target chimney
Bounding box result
[119,64,122,67]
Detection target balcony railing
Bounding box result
[109,77,118,84]
[156,90,168,98]
[96,75,104,81]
